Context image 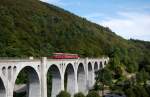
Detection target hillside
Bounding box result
[0,0,149,70]
[0,0,132,57]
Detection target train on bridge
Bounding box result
[51,53,80,59]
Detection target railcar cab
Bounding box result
[51,53,80,59]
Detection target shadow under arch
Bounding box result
[104,61,107,65]
[64,63,75,96]
[77,63,86,93]
[0,77,6,97]
[99,62,103,69]
[13,66,40,97]
[88,62,93,89]
[94,62,98,71]
[47,64,61,97]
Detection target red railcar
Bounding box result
[51,53,80,59]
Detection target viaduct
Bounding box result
[0,57,109,97]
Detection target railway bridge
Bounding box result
[0,57,109,97]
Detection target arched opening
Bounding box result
[2,67,6,75]
[88,62,93,89]
[99,62,103,69]
[64,63,75,96]
[13,66,17,72]
[94,62,98,71]
[77,63,86,93]
[8,66,12,81]
[0,77,6,97]
[47,65,61,97]
[13,66,40,97]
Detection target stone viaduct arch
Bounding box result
[47,64,61,97]
[0,77,6,97]
[0,57,109,97]
[87,62,93,89]
[77,63,86,94]
[13,66,41,97]
[0,60,41,97]
[64,63,76,96]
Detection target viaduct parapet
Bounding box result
[0,57,109,97]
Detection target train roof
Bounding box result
[53,53,78,55]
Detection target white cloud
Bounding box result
[99,12,150,41]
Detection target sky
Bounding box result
[40,0,150,41]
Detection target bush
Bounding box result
[86,91,100,97]
[133,85,149,97]
[125,88,136,97]
[56,91,71,97]
[145,85,150,94]
[74,92,85,97]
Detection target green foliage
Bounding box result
[125,88,136,97]
[126,61,138,73]
[98,45,150,97]
[134,85,149,97]
[56,91,71,97]
[125,85,149,97]
[95,68,113,96]
[145,85,150,94]
[111,77,150,97]
[74,92,85,97]
[0,0,148,59]
[114,65,123,79]
[136,69,149,84]
[96,68,113,86]
[47,72,52,97]
[86,91,100,97]
[15,69,28,84]
[13,92,26,97]
[93,82,103,91]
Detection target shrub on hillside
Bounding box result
[125,88,136,97]
[86,91,100,97]
[74,92,85,97]
[56,91,71,97]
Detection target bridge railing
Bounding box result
[0,57,109,63]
